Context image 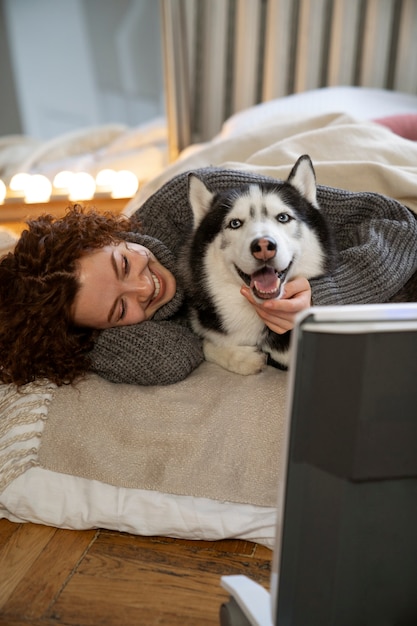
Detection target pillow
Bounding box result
[373,114,417,141]
[0,363,288,548]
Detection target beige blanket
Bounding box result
[39,364,287,507]
[127,112,417,216]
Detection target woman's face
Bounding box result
[72,241,176,329]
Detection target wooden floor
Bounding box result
[0,518,271,626]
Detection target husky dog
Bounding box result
[179,155,336,375]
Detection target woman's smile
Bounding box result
[72,240,176,329]
[151,272,161,300]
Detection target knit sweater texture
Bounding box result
[89,167,417,385]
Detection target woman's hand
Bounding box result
[240,276,312,334]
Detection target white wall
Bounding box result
[0,1,21,135]
[2,0,164,139]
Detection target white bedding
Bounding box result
[221,86,417,137]
[1,87,417,548]
[1,469,277,546]
[0,117,168,184]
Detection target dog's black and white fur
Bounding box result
[179,155,336,375]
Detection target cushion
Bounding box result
[374,113,417,141]
[0,363,287,548]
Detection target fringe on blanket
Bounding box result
[0,381,56,492]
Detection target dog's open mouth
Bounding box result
[250,267,282,300]
[236,263,292,300]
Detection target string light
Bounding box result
[52,170,74,197]
[95,168,117,193]
[0,169,139,206]
[111,170,139,198]
[68,172,96,201]
[8,172,31,199]
[24,174,52,203]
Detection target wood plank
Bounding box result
[0,619,54,626]
[2,527,97,620]
[48,565,231,626]
[48,533,271,626]
[124,533,272,558]
[0,523,57,609]
[91,533,271,586]
[99,531,272,558]
[0,519,20,547]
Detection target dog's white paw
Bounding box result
[203,340,267,375]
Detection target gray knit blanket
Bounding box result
[89,167,417,386]
[137,168,417,302]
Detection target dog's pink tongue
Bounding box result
[250,267,281,299]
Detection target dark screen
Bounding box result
[275,328,417,626]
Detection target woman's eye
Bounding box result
[229,218,242,229]
[119,299,127,321]
[122,254,130,275]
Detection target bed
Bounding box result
[1,85,417,549]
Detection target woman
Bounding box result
[1,165,415,388]
[0,168,312,388]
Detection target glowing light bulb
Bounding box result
[10,172,31,191]
[96,168,116,190]
[25,174,52,203]
[111,170,139,198]
[68,172,96,201]
[0,179,6,204]
[95,168,117,197]
[9,172,31,198]
[53,170,74,191]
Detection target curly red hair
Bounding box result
[0,204,142,387]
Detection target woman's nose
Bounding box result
[128,272,154,300]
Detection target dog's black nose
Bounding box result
[251,237,277,261]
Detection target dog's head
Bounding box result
[187,155,333,301]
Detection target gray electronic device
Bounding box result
[220,302,417,626]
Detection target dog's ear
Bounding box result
[287,155,318,207]
[187,174,214,227]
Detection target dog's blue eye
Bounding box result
[277,213,291,223]
[229,218,242,229]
